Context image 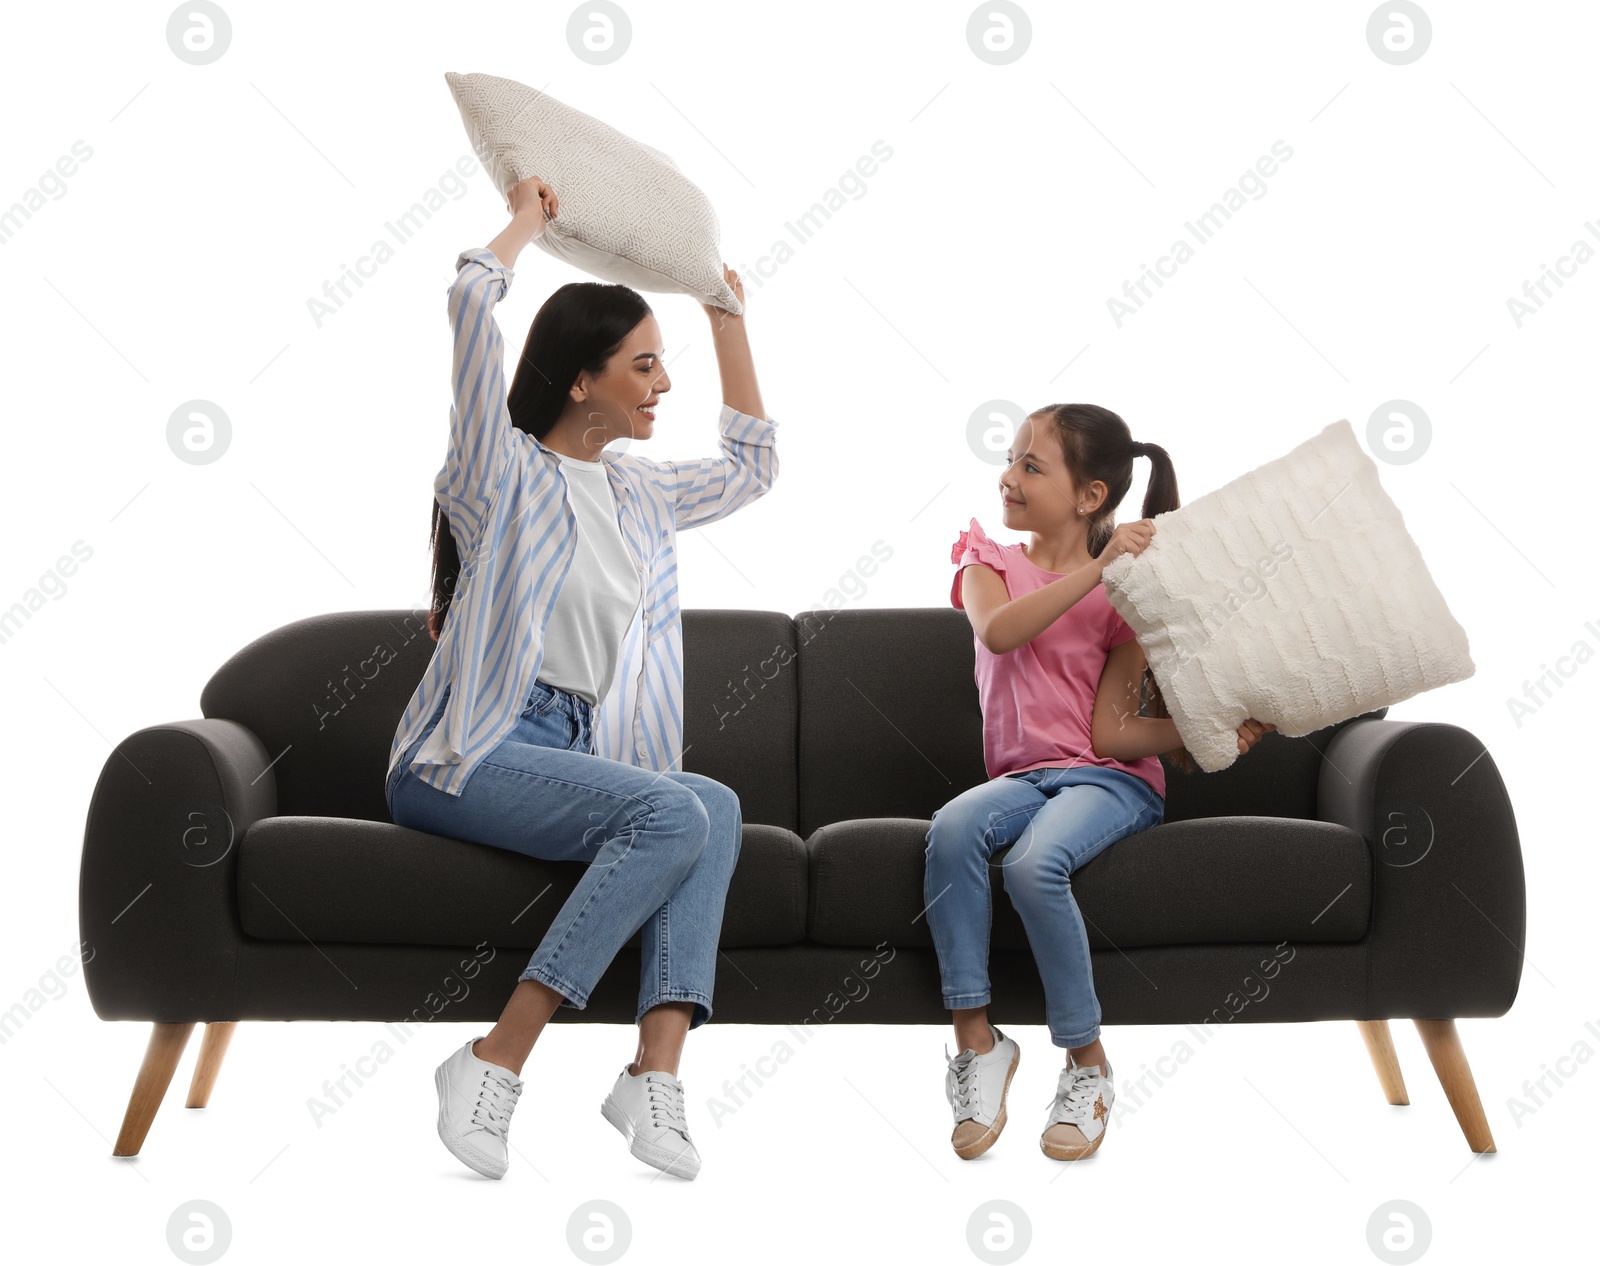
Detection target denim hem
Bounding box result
[517,965,586,1009]
[636,990,713,1029]
[941,992,992,1009]
[1050,1024,1101,1048]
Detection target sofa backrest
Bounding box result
[199,606,1383,834]
[201,607,448,826]
[678,609,799,831]
[794,607,988,837]
[790,606,1386,835]
[199,607,802,830]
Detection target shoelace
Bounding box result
[944,1045,982,1120]
[1044,1066,1103,1128]
[644,1073,691,1141]
[470,1068,523,1143]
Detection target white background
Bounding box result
[1,0,1594,1262]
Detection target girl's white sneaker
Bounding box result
[600,1064,701,1179]
[433,1036,524,1179]
[1040,1055,1115,1161]
[944,1024,1021,1159]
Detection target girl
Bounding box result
[926,403,1272,1162]
[385,176,779,1181]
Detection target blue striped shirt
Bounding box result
[387,247,780,796]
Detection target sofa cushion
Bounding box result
[806,816,1370,949]
[237,818,807,950]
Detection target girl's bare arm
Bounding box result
[961,519,1155,655]
[961,561,1105,655]
[1090,637,1183,761]
[1091,638,1275,761]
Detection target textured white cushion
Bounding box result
[445,71,742,313]
[1100,419,1475,772]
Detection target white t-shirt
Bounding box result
[535,452,642,707]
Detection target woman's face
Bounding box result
[1000,415,1095,531]
[570,314,672,449]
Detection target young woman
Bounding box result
[385,176,778,1182]
[927,403,1272,1163]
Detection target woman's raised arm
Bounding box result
[631,267,779,531]
[437,179,558,554]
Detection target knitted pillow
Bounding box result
[444,71,742,313]
[1099,419,1474,772]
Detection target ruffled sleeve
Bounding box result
[949,516,1009,609]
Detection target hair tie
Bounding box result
[1132,440,1148,457]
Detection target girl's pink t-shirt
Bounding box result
[950,517,1166,799]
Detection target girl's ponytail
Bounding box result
[1127,437,1193,774]
[1136,439,1180,520]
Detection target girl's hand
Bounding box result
[1099,519,1155,571]
[701,264,746,328]
[1236,718,1276,754]
[506,176,558,235]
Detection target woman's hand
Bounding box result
[1099,519,1155,571]
[506,176,558,233]
[485,177,558,270]
[1236,718,1276,754]
[701,264,745,329]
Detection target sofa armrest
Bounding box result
[1318,718,1526,1019]
[78,718,278,1022]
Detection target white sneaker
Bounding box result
[600,1064,701,1179]
[433,1036,524,1179]
[943,1024,1021,1159]
[1040,1055,1115,1161]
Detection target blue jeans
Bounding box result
[385,679,742,1030]
[923,764,1164,1048]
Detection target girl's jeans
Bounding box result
[923,763,1164,1048]
[386,679,742,1030]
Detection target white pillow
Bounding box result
[1099,419,1475,772]
[444,71,742,314]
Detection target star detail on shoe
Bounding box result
[1093,1093,1108,1125]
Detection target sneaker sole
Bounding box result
[952,1043,1021,1160]
[435,1063,508,1180]
[600,1094,701,1180]
[1040,1123,1108,1162]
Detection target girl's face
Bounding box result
[1000,415,1097,531]
[569,314,672,448]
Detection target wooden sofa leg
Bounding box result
[186,1022,238,1109]
[113,1022,196,1157]
[1356,1020,1409,1104]
[1413,1018,1497,1153]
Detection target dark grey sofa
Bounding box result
[79,606,1525,1156]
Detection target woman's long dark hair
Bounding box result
[427,281,653,640]
[1031,402,1196,775]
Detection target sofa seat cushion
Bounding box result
[806,815,1370,950]
[238,818,807,949]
